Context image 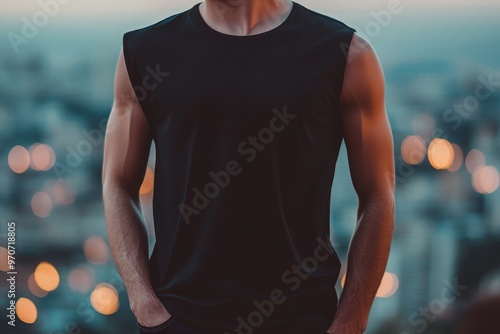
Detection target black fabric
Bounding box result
[137,316,216,334]
[137,315,329,334]
[123,1,355,333]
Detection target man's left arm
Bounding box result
[327,33,395,334]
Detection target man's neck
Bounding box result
[200,0,293,36]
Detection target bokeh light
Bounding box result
[376,272,399,298]
[31,192,53,218]
[8,145,30,174]
[140,167,155,195]
[34,261,60,292]
[448,144,464,172]
[68,266,96,293]
[428,138,454,170]
[28,273,49,298]
[466,149,486,174]
[90,283,119,315]
[341,272,399,298]
[0,247,9,272]
[84,236,109,264]
[29,143,56,171]
[1,3,499,333]
[401,135,427,165]
[50,181,76,206]
[16,298,37,324]
[472,166,500,194]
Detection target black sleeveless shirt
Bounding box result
[123,2,355,333]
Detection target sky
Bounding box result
[2,0,500,19]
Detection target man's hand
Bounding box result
[132,291,172,327]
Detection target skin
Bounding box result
[102,0,395,332]
[328,34,395,333]
[102,49,169,328]
[199,0,294,36]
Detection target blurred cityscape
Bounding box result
[1,3,500,334]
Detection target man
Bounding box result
[102,0,395,333]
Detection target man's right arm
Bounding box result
[102,49,171,327]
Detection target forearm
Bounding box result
[329,194,395,333]
[102,183,154,305]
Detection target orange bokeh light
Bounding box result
[31,192,53,218]
[140,167,155,195]
[447,144,464,172]
[29,143,56,171]
[465,149,486,174]
[0,247,9,272]
[28,273,49,298]
[376,272,399,298]
[472,166,499,194]
[34,261,60,292]
[341,272,399,298]
[8,145,30,174]
[428,138,454,170]
[50,181,76,206]
[401,135,426,165]
[16,298,37,324]
[84,236,109,264]
[90,283,119,315]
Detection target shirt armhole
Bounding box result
[122,32,154,136]
[337,27,357,108]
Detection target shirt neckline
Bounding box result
[191,1,298,40]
